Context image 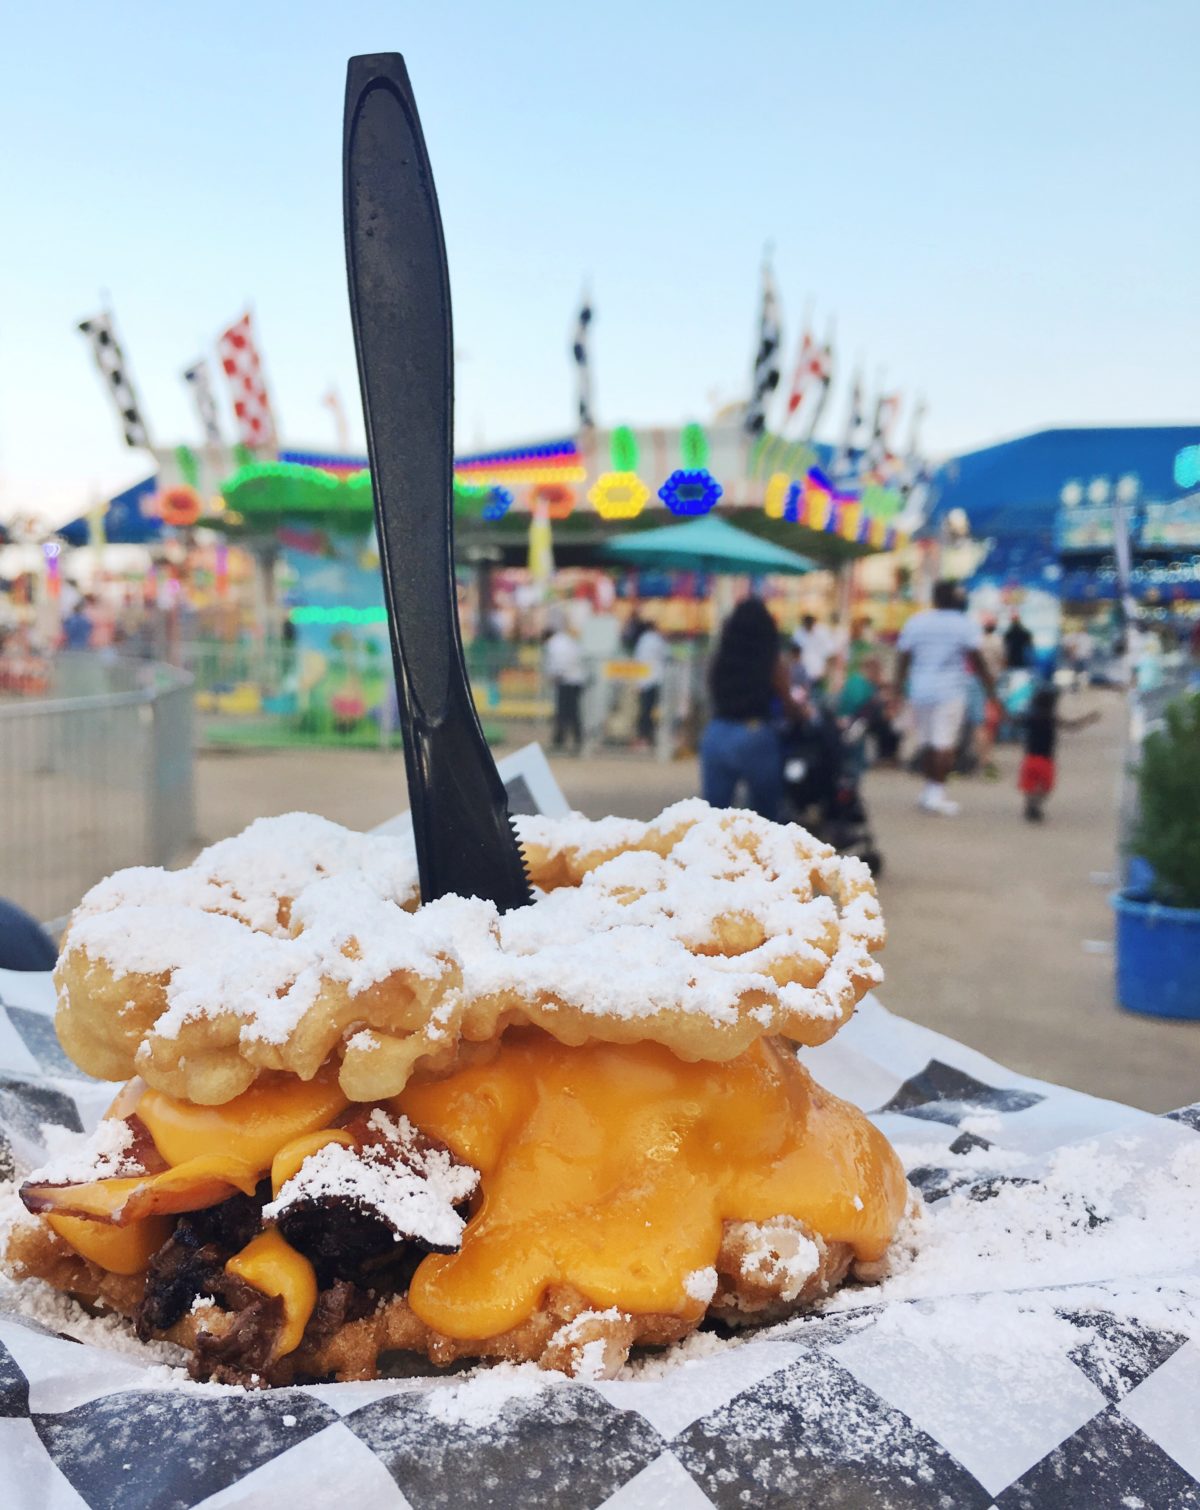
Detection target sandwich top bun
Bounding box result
[54,802,885,1106]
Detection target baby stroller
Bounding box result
[781,702,884,875]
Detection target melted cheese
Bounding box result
[27,1154,259,1224]
[226,1229,317,1356]
[138,1073,348,1172]
[47,1212,172,1275]
[397,1031,906,1341]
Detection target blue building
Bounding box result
[927,426,1200,604]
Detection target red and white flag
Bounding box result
[785,326,833,431]
[217,311,277,451]
[785,328,816,416]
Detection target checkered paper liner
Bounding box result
[2,965,1198,1510]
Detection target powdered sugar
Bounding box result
[841,1130,1200,1308]
[423,1359,553,1427]
[263,1110,478,1249]
[61,803,882,1091]
[731,1217,822,1301]
[683,1267,718,1304]
[26,1117,138,1186]
[74,813,421,937]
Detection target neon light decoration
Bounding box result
[659,469,723,516]
[279,449,369,478]
[764,471,790,519]
[680,423,709,469]
[839,502,863,542]
[454,438,585,487]
[1175,447,1200,489]
[482,486,514,521]
[659,423,722,515]
[453,481,491,519]
[610,426,638,472]
[159,485,202,528]
[291,606,388,626]
[860,483,903,520]
[589,473,650,519]
[802,469,833,531]
[529,482,576,520]
[589,426,648,519]
[43,540,61,598]
[175,444,200,490]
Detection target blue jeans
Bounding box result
[700,718,783,819]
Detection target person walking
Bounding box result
[1018,685,1100,822]
[61,597,95,651]
[895,580,998,816]
[1003,614,1034,671]
[701,598,798,819]
[633,617,667,748]
[543,622,586,754]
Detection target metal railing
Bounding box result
[181,638,295,698]
[467,642,703,760]
[0,653,196,926]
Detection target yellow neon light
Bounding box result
[763,472,790,520]
[588,471,649,521]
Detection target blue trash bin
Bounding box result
[1113,891,1200,1020]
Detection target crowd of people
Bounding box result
[694,583,1111,830]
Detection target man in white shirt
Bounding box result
[896,581,997,816]
[792,615,843,687]
[544,624,586,753]
[633,620,668,747]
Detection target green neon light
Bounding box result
[611,425,638,472]
[680,422,709,469]
[290,605,388,626]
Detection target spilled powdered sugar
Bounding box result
[26,1117,138,1186]
[263,1110,479,1249]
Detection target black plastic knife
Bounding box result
[343,53,531,911]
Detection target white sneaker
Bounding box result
[919,789,960,816]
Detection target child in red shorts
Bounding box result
[1019,685,1100,821]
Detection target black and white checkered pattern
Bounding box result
[2,963,1197,1509]
[77,312,152,450]
[743,262,781,437]
[182,358,224,447]
[572,297,594,431]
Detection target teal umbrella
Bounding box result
[602,514,816,574]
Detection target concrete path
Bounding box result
[193,693,1200,1113]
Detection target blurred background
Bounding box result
[1,2,1198,1109]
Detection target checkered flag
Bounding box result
[572,295,594,430]
[76,311,152,450]
[743,262,781,436]
[832,369,867,479]
[863,390,901,477]
[217,311,278,452]
[182,359,224,446]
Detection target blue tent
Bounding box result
[926,426,1199,545]
[59,475,161,546]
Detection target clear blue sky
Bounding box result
[1,1,1196,524]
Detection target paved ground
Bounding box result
[189,697,1197,1112]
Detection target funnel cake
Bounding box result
[5,801,908,1386]
[55,801,884,1106]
